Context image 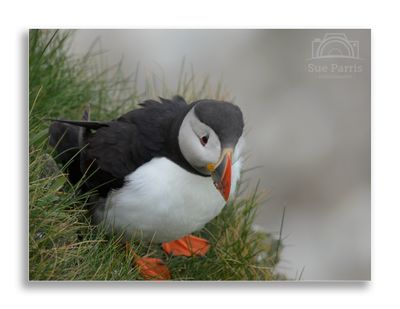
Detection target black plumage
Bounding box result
[195,100,243,147]
[49,96,244,197]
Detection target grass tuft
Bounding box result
[29,29,284,280]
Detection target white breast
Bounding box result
[95,146,243,243]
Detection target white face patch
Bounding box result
[178,108,221,174]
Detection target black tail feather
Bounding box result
[48,121,83,185]
[47,119,109,130]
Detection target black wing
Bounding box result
[49,96,190,196]
[79,121,143,196]
[77,96,189,196]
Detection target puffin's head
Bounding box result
[178,100,244,201]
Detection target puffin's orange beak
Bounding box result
[208,149,233,201]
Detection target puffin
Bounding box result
[49,95,245,279]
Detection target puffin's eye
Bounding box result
[200,135,209,146]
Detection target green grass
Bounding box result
[29,29,284,280]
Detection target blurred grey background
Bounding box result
[69,30,370,280]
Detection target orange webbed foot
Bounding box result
[135,257,171,280]
[126,242,171,280]
[162,235,210,257]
